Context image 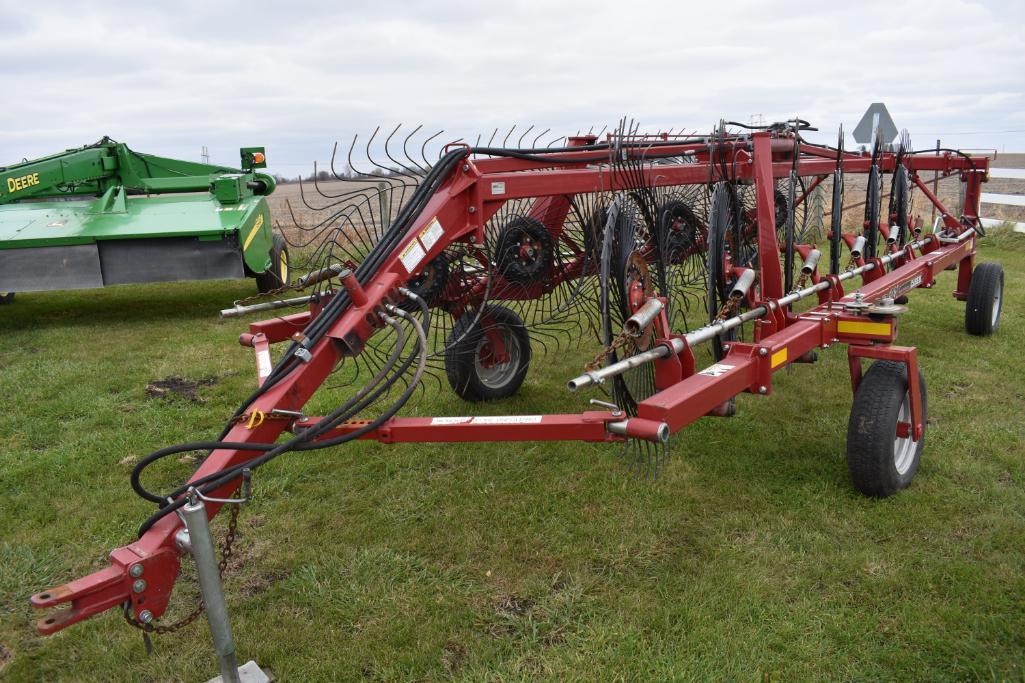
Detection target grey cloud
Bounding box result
[1,0,1023,171]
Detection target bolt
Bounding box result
[138,610,154,624]
[722,344,731,352]
[823,343,831,349]
[462,164,469,172]
[759,347,768,356]
[133,579,147,593]
[758,386,768,394]
[468,206,476,214]
[129,564,144,578]
[468,235,476,243]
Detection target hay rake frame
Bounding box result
[32,126,996,648]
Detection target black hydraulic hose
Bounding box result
[216,148,464,433]
[135,310,413,507]
[131,441,275,504]
[135,306,431,536]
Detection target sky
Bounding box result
[1,0,1023,177]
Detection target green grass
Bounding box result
[1,235,1024,681]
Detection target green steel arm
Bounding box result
[0,137,273,205]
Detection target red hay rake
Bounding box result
[32,119,1004,657]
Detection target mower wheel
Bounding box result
[445,305,531,402]
[256,234,290,294]
[0,292,14,305]
[964,262,1003,336]
[846,360,927,497]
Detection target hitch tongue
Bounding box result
[31,565,128,635]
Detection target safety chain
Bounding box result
[232,280,298,309]
[792,271,809,293]
[123,501,241,636]
[714,294,741,323]
[845,254,859,272]
[585,329,635,372]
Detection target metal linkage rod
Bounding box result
[220,295,316,319]
[567,233,946,392]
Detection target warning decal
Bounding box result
[430,415,543,425]
[399,239,427,273]
[431,416,471,425]
[699,363,735,377]
[471,415,543,425]
[419,217,444,251]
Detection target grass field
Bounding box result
[1,232,1023,681]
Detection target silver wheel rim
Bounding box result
[474,327,520,389]
[992,280,1002,327]
[893,392,916,475]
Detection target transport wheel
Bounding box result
[494,217,553,283]
[846,360,927,497]
[0,292,14,305]
[256,234,290,294]
[964,262,1004,336]
[445,305,531,401]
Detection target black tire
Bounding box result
[847,360,927,497]
[965,262,1004,336]
[444,305,531,401]
[256,233,290,294]
[494,217,553,284]
[0,292,14,305]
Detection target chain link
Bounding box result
[123,501,241,635]
[792,271,809,293]
[714,294,741,323]
[584,329,635,372]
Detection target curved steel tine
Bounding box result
[501,124,516,148]
[517,124,534,148]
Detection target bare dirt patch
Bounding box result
[144,375,221,403]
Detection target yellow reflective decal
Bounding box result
[771,348,788,368]
[837,320,892,336]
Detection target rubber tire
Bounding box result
[256,234,290,294]
[965,262,1004,336]
[847,360,927,497]
[0,292,14,305]
[444,305,531,402]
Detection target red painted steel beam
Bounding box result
[301,412,622,444]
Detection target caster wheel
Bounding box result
[965,262,1003,336]
[847,360,927,497]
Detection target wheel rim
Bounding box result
[992,279,1003,327]
[474,327,520,389]
[893,392,916,475]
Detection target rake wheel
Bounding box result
[494,216,554,283]
[403,253,450,309]
[889,165,911,248]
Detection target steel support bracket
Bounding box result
[847,344,924,441]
